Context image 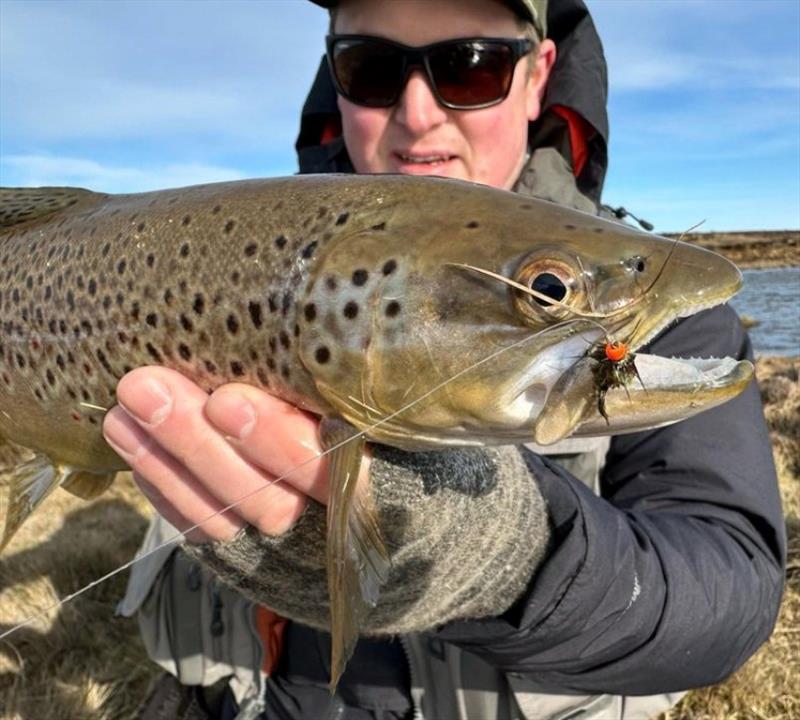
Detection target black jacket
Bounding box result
[230,1,785,717]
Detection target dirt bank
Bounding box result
[665,230,799,269]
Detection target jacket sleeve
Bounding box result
[436,304,786,695]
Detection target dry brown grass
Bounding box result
[0,357,798,719]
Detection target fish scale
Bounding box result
[0,173,753,688]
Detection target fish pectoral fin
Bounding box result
[321,417,390,692]
[61,470,116,500]
[1,455,69,551]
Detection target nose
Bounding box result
[392,69,448,135]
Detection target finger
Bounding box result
[204,384,333,505]
[104,405,243,542]
[111,367,307,536]
[132,472,214,544]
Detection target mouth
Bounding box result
[392,151,459,172]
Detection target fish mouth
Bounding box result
[573,353,754,437]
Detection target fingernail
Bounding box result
[119,378,172,425]
[103,407,145,461]
[206,393,256,440]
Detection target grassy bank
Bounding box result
[1,357,798,719]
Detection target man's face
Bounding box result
[334,0,556,191]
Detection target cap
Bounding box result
[309,0,548,40]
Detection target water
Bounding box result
[729,267,799,356]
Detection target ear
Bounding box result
[526,38,557,121]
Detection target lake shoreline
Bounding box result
[664,230,799,269]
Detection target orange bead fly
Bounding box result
[590,337,644,423]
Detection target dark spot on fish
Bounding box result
[182,215,191,226]
[56,355,65,370]
[179,280,188,294]
[281,292,292,315]
[146,313,158,328]
[257,368,270,386]
[146,253,156,267]
[102,243,111,257]
[382,259,397,276]
[594,227,605,234]
[371,222,386,232]
[117,259,126,274]
[145,343,162,362]
[325,276,337,291]
[268,293,278,313]
[66,291,75,312]
[336,212,349,226]
[520,203,532,210]
[315,346,330,364]
[564,224,576,230]
[268,336,277,353]
[248,302,263,328]
[230,271,240,284]
[274,235,287,250]
[279,330,290,349]
[227,314,239,334]
[230,360,245,376]
[204,360,217,374]
[212,205,221,215]
[97,348,113,374]
[302,241,318,259]
[164,288,174,305]
[118,331,129,343]
[224,220,236,234]
[130,302,140,321]
[193,294,205,315]
[281,364,290,379]
[137,222,146,232]
[466,221,479,229]
[88,278,97,296]
[178,344,192,361]
[179,314,193,332]
[180,243,190,257]
[244,243,257,257]
[343,301,359,319]
[35,388,43,400]
[304,303,316,322]
[386,300,401,318]
[82,362,92,376]
[352,269,368,286]
[266,357,276,370]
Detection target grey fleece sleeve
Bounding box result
[185,444,550,635]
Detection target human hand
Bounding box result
[102,367,363,543]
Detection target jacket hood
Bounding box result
[295,0,608,203]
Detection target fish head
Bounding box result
[293,176,752,447]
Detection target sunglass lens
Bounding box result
[428,42,515,107]
[331,40,405,107]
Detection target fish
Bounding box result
[0,174,753,686]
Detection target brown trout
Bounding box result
[0,174,752,686]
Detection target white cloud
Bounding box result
[0,154,245,192]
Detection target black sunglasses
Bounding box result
[325,34,535,110]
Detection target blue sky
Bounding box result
[1,0,798,233]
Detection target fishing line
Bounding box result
[0,318,582,641]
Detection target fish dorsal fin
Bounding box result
[0,187,101,229]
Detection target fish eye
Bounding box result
[530,272,568,306]
[513,253,585,322]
